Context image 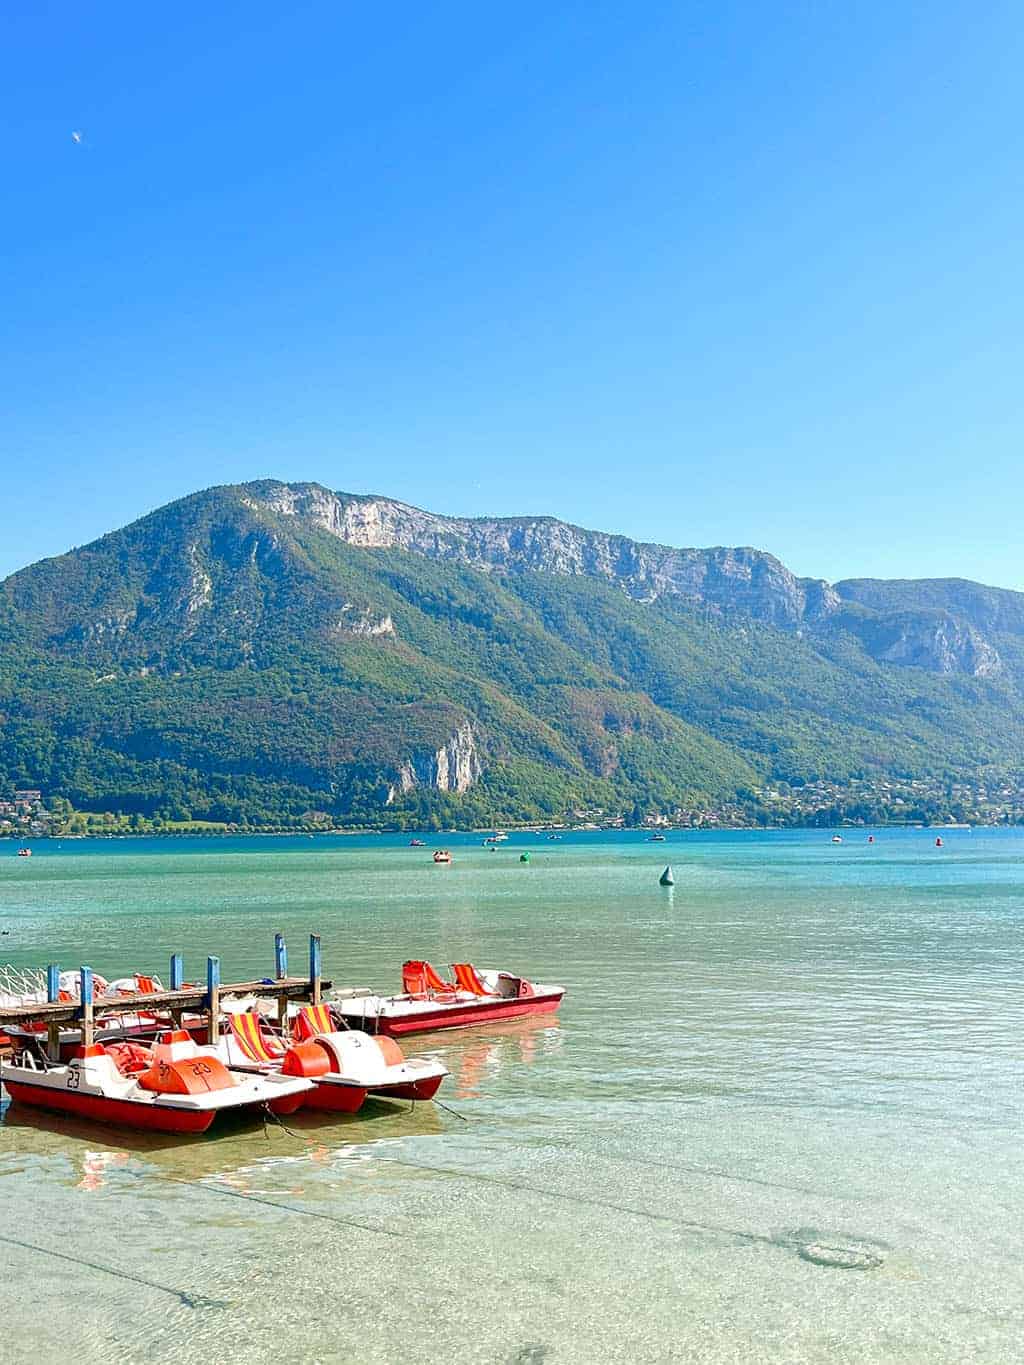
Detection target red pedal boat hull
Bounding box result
[371,1073,445,1101]
[303,1081,368,1113]
[268,1090,307,1116]
[3,1079,217,1134]
[343,991,564,1037]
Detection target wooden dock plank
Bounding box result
[0,977,332,1027]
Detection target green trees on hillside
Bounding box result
[1,482,1023,829]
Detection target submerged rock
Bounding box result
[798,1242,884,1270]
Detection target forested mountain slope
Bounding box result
[1,481,1021,826]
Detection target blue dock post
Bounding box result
[309,934,322,1005]
[79,965,95,1049]
[206,956,221,1045]
[274,933,289,1032]
[45,964,61,1060]
[168,953,185,1029]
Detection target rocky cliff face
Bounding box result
[39,479,1017,681]
[329,604,395,638]
[386,723,483,804]
[245,481,840,627]
[836,577,1024,636]
[847,612,1002,677]
[241,481,1023,676]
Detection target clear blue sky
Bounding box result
[3,3,1023,588]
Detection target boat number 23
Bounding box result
[66,1069,80,1089]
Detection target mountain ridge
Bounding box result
[1,479,1022,829]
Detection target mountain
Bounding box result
[1,480,1022,828]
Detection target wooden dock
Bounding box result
[0,933,329,1058]
[0,977,330,1027]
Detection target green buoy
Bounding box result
[659,865,674,886]
[520,852,530,863]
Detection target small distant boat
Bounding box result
[547,834,561,841]
[647,833,666,842]
[867,835,875,843]
[831,835,843,844]
[409,839,426,847]
[432,849,453,864]
[16,848,31,858]
[935,836,943,847]
[659,865,674,886]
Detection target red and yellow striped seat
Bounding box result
[292,1003,334,1041]
[229,1010,286,1064]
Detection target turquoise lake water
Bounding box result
[0,828,1022,1363]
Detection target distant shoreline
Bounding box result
[3,821,1016,843]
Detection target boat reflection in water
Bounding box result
[408,1015,565,1101]
[0,1087,446,1191]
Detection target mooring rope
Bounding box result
[0,1231,229,1310]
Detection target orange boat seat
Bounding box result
[451,963,499,996]
[104,1041,153,1076]
[402,960,454,995]
[137,1054,235,1094]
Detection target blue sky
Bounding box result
[2,3,1022,588]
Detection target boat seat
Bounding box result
[451,963,499,996]
[104,1041,153,1076]
[292,1003,335,1042]
[229,1011,286,1063]
[402,960,454,995]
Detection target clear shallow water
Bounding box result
[1,828,1022,1363]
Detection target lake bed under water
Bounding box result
[1,828,1021,1363]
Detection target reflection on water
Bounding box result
[424,1016,564,1100]
[2,828,1024,1363]
[1,1089,448,1185]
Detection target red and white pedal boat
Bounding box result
[329,961,565,1037]
[0,1030,313,1134]
[219,1005,448,1111]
